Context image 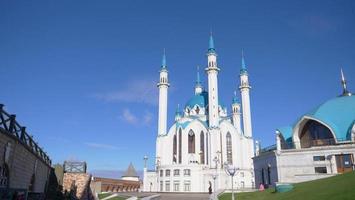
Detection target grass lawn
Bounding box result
[98,193,112,199]
[107,197,126,200]
[219,171,355,200]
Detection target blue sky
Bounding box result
[0,0,354,172]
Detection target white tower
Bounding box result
[157,51,169,136]
[239,51,253,137]
[231,91,242,133]
[205,34,220,128]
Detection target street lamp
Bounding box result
[224,162,239,200]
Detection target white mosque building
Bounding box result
[143,35,255,193]
[253,69,355,187]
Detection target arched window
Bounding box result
[200,132,205,164]
[300,120,335,148]
[196,106,200,114]
[0,164,9,188]
[173,134,177,163]
[179,129,182,164]
[188,130,195,153]
[226,132,233,164]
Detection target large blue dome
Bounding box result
[185,91,208,109]
[304,95,355,140]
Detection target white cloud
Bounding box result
[119,108,154,126]
[143,111,153,125]
[84,142,120,150]
[95,79,158,106]
[120,108,138,124]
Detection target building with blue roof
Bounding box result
[143,33,256,193]
[253,70,355,188]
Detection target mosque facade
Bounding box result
[143,35,255,193]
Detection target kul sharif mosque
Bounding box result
[143,34,255,193]
[143,34,355,193]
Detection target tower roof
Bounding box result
[240,50,247,74]
[122,162,139,178]
[196,66,202,86]
[232,91,239,104]
[161,49,167,69]
[207,33,216,54]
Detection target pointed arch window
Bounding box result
[179,129,182,164]
[195,106,200,114]
[200,132,205,164]
[173,134,177,163]
[226,132,233,164]
[188,130,195,154]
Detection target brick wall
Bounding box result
[63,173,92,200]
[0,130,51,193]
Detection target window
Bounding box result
[179,129,182,164]
[184,169,191,176]
[173,134,177,163]
[200,132,205,164]
[174,169,180,176]
[196,106,200,114]
[315,167,327,174]
[240,172,244,177]
[184,181,191,191]
[160,170,163,177]
[240,181,245,188]
[160,181,163,192]
[226,132,233,164]
[165,181,170,192]
[166,169,170,177]
[174,181,180,191]
[313,156,326,161]
[188,130,195,153]
[300,120,335,148]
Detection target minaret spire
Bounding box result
[161,48,167,68]
[241,49,247,74]
[195,66,203,94]
[340,68,352,96]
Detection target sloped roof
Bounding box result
[122,163,138,178]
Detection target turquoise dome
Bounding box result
[185,91,208,109]
[304,95,355,141]
[278,95,355,143]
[184,91,226,111]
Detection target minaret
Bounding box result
[340,68,352,96]
[195,66,203,94]
[231,91,242,133]
[157,51,170,136]
[239,51,253,137]
[205,33,220,128]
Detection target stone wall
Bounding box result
[63,172,93,200]
[0,129,51,193]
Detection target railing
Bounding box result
[260,144,277,153]
[0,104,51,166]
[284,138,352,149]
